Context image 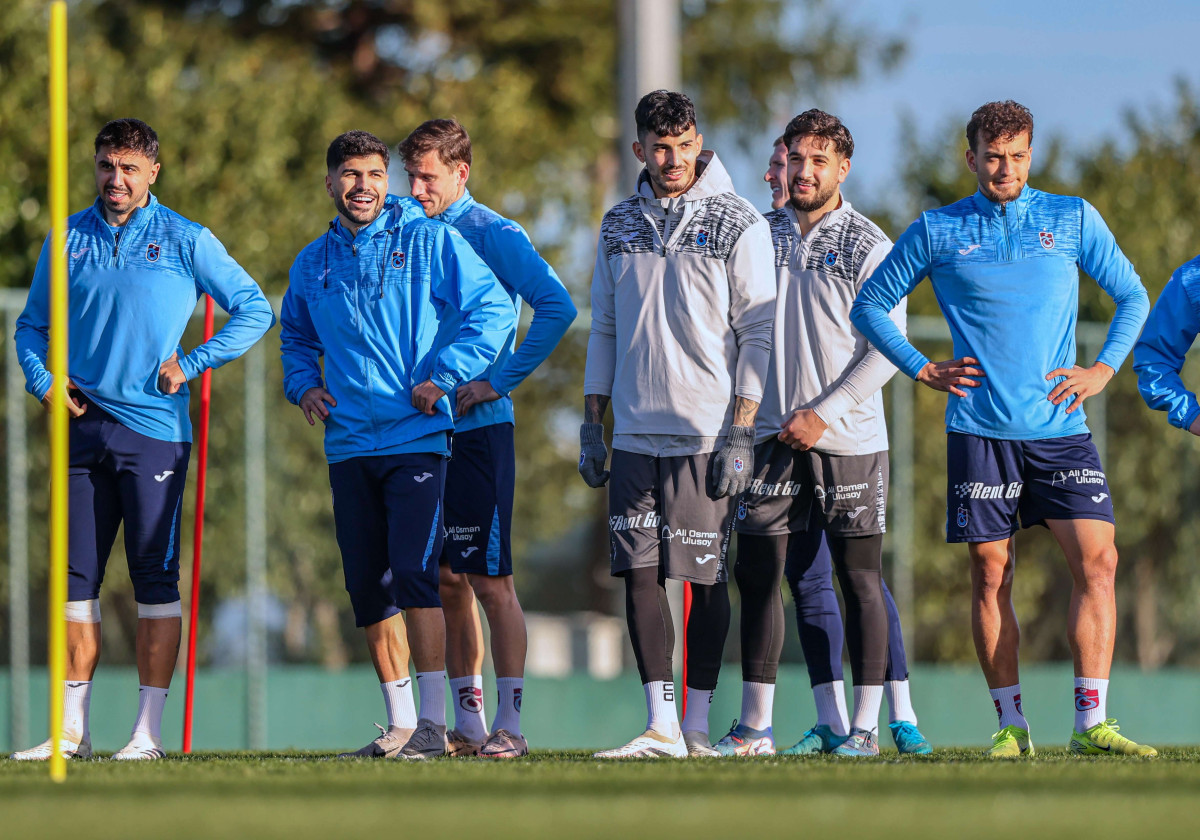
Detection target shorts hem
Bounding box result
[1023,512,1116,530]
[946,529,1019,544]
[733,524,797,537]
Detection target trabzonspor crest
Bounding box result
[824,249,839,266]
[1039,230,1055,250]
[391,249,405,268]
[146,242,160,262]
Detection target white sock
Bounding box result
[415,671,447,728]
[1074,677,1108,731]
[989,684,1029,731]
[885,679,917,725]
[644,680,679,738]
[492,677,523,736]
[131,685,168,742]
[680,687,714,735]
[740,681,775,731]
[850,684,884,735]
[449,675,487,740]
[813,681,850,736]
[64,680,92,742]
[380,678,417,729]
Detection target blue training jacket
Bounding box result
[15,194,275,443]
[1133,254,1200,431]
[432,190,577,433]
[850,187,1149,440]
[279,197,517,464]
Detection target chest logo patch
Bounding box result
[824,249,839,267]
[146,242,160,262]
[391,250,405,269]
[1039,230,1055,250]
[695,230,709,247]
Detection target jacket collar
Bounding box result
[971,185,1034,220]
[434,189,474,225]
[90,192,159,240]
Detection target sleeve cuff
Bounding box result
[432,370,460,392]
[178,354,201,381]
[1179,401,1200,432]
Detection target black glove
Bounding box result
[712,424,756,497]
[578,422,610,487]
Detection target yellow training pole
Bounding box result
[47,0,69,783]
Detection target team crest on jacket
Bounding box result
[391,249,405,268]
[824,249,839,266]
[1039,230,1055,250]
[695,230,709,247]
[146,242,160,262]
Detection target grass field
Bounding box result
[3,748,1198,838]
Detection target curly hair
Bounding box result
[781,109,854,159]
[634,90,697,140]
[966,101,1034,151]
[326,130,390,172]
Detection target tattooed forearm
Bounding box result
[584,393,610,424]
[733,396,759,427]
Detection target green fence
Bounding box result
[4,664,1198,753]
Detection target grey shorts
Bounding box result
[608,449,734,585]
[737,441,888,538]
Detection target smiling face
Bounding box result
[765,142,788,210]
[786,134,849,215]
[326,154,388,232]
[634,126,703,198]
[94,146,160,225]
[966,131,1032,204]
[405,151,469,218]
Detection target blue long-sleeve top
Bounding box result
[279,197,517,464]
[850,187,1149,440]
[14,194,275,443]
[1134,254,1200,431]
[432,190,577,433]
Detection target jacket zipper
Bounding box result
[112,228,122,265]
[1000,203,1013,261]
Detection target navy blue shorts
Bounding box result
[329,452,446,625]
[440,423,514,576]
[68,402,190,604]
[946,432,1115,543]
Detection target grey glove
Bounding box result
[712,424,756,497]
[578,422,610,487]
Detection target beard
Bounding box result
[334,191,382,226]
[979,180,1024,204]
[648,165,693,198]
[788,178,838,212]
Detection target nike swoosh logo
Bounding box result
[958,244,982,256]
[1092,493,1109,503]
[461,547,479,558]
[413,472,433,483]
[154,470,174,482]
[695,554,716,565]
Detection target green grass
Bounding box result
[3,748,1199,838]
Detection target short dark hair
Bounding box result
[966,101,1034,151]
[398,119,473,168]
[782,109,854,159]
[94,119,159,160]
[772,136,785,148]
[326,130,390,171]
[634,90,696,140]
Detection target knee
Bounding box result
[972,549,1014,597]
[470,575,517,611]
[439,568,473,608]
[1077,545,1118,591]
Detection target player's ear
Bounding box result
[694,132,703,152]
[148,161,160,184]
[632,141,645,164]
[325,173,335,199]
[965,148,977,174]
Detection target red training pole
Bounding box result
[681,581,692,716]
[183,296,215,753]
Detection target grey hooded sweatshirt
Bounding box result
[585,151,775,455]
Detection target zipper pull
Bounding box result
[352,244,357,256]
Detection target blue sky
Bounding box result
[721,0,1200,214]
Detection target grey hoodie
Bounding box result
[585,151,775,452]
